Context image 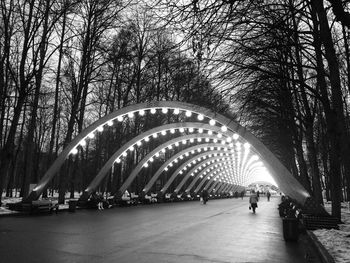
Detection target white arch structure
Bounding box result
[25,101,310,206]
[81,123,226,198]
[159,152,236,194]
[173,155,238,194]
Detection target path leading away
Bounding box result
[0,197,310,263]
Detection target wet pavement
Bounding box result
[0,197,318,263]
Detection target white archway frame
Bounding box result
[25,101,310,205]
[160,156,236,194]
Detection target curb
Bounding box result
[306,230,335,263]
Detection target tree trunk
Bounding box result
[311,0,344,219]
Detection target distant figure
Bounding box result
[201,189,209,204]
[249,190,259,213]
[256,190,260,198]
[97,193,104,210]
[240,191,244,200]
[267,191,271,202]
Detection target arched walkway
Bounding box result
[25,101,310,205]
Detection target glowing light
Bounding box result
[149,157,154,162]
[174,108,180,114]
[189,127,194,133]
[137,141,142,146]
[128,112,134,118]
[226,137,232,143]
[198,128,203,133]
[168,145,173,150]
[88,132,95,139]
[161,148,166,153]
[80,140,86,147]
[151,108,156,114]
[213,138,218,143]
[116,158,121,163]
[162,108,168,114]
[179,127,185,133]
[197,138,202,142]
[182,140,187,145]
[153,133,158,138]
[129,146,134,151]
[175,142,179,146]
[165,167,168,171]
[161,130,166,136]
[209,119,216,126]
[145,137,150,142]
[244,142,250,149]
[155,152,160,157]
[217,133,222,138]
[190,138,194,143]
[185,111,192,117]
[122,152,127,157]
[117,116,123,122]
[221,126,228,132]
[97,126,103,132]
[208,130,213,135]
[205,138,210,142]
[170,129,175,134]
[233,133,239,140]
[71,148,78,155]
[198,114,204,121]
[252,155,259,161]
[139,109,145,116]
[144,163,149,168]
[107,121,113,126]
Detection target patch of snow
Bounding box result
[313,202,350,263]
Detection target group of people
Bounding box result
[199,188,272,213]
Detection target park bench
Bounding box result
[143,194,152,203]
[31,200,58,214]
[164,193,171,202]
[176,194,183,201]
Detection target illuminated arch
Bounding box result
[26,101,310,205]
[119,144,231,195]
[160,156,236,194]
[81,123,227,198]
[173,156,237,194]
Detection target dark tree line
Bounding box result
[155,0,350,219]
[0,0,228,204]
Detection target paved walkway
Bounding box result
[0,197,318,263]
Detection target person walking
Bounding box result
[201,189,209,204]
[240,191,244,200]
[249,190,259,213]
[267,190,271,201]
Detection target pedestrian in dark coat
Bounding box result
[249,190,259,213]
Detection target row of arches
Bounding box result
[25,101,310,205]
